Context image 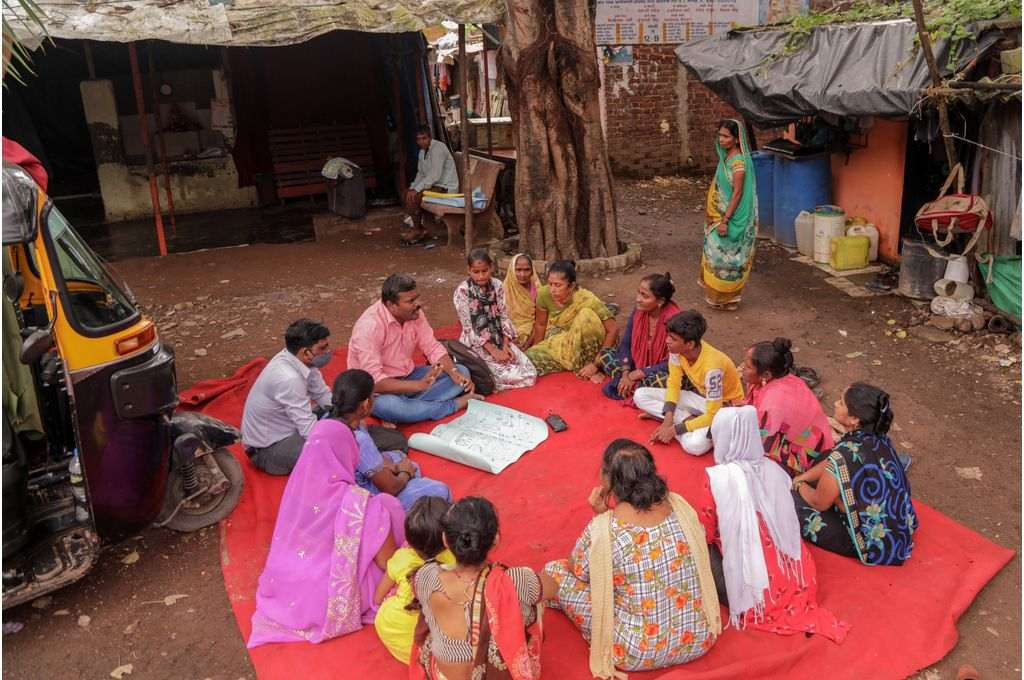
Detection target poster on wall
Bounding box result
[602,45,635,65]
[595,0,805,45]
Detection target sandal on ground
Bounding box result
[399,232,429,247]
[795,366,821,389]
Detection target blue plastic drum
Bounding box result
[773,154,831,247]
[751,151,775,239]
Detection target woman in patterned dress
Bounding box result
[792,383,919,566]
[525,260,617,377]
[702,118,758,310]
[545,439,721,673]
[587,272,681,400]
[692,406,849,641]
[453,249,537,391]
[248,420,405,647]
[409,497,553,680]
[740,337,834,475]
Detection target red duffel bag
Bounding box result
[914,163,992,248]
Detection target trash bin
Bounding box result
[327,166,366,219]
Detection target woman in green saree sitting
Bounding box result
[701,118,758,310]
[526,260,617,377]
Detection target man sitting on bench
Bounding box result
[402,125,459,246]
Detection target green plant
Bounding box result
[3,0,49,86]
[768,0,1020,66]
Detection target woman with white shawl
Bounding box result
[695,406,849,641]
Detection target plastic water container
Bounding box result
[773,154,831,247]
[795,211,815,257]
[830,235,870,270]
[897,238,947,299]
[943,255,970,283]
[846,223,879,262]
[751,151,775,239]
[813,205,846,264]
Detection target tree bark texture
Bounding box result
[502,0,619,261]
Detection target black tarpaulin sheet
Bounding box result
[675,20,992,127]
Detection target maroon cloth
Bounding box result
[179,358,268,409]
[3,137,48,191]
[629,301,680,369]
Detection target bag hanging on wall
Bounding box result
[914,163,992,255]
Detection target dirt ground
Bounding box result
[3,177,1020,680]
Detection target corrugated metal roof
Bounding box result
[6,0,504,48]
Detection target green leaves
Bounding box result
[770,0,1018,65]
[3,0,50,86]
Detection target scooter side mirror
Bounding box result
[20,328,54,365]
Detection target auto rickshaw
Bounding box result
[2,161,243,610]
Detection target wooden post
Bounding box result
[483,47,493,155]
[147,43,177,237]
[458,24,474,253]
[391,60,408,194]
[82,41,95,79]
[128,42,167,257]
[911,0,957,170]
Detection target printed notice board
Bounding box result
[595,0,775,45]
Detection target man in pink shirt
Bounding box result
[349,273,480,423]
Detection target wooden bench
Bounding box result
[268,124,377,200]
[422,152,503,246]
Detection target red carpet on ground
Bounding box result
[186,332,1013,680]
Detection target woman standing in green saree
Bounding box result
[701,119,758,310]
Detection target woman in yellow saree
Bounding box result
[503,252,542,347]
[525,260,617,376]
[702,119,758,310]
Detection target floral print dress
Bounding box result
[453,278,537,391]
[795,431,918,566]
[544,514,715,671]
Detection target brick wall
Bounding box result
[603,44,684,177]
[684,73,742,169]
[602,45,751,176]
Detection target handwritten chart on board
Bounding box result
[595,0,761,45]
[408,400,549,474]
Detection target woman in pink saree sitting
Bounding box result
[741,338,833,476]
[248,419,405,646]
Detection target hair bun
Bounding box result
[664,271,672,281]
[772,337,793,352]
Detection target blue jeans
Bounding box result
[372,364,471,424]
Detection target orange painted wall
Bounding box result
[830,118,908,262]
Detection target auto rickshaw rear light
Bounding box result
[115,325,155,355]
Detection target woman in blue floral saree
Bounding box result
[790,383,918,566]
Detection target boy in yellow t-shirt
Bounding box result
[374,496,455,662]
[634,309,744,454]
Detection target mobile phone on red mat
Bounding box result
[545,413,568,432]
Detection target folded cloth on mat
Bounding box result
[423,187,487,209]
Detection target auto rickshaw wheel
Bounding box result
[157,449,244,533]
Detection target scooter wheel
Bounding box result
[157,449,244,532]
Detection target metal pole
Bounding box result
[128,42,167,256]
[458,24,474,253]
[911,0,957,169]
[483,47,493,156]
[147,43,177,237]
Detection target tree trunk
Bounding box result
[502,0,619,261]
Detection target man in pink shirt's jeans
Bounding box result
[348,273,480,424]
